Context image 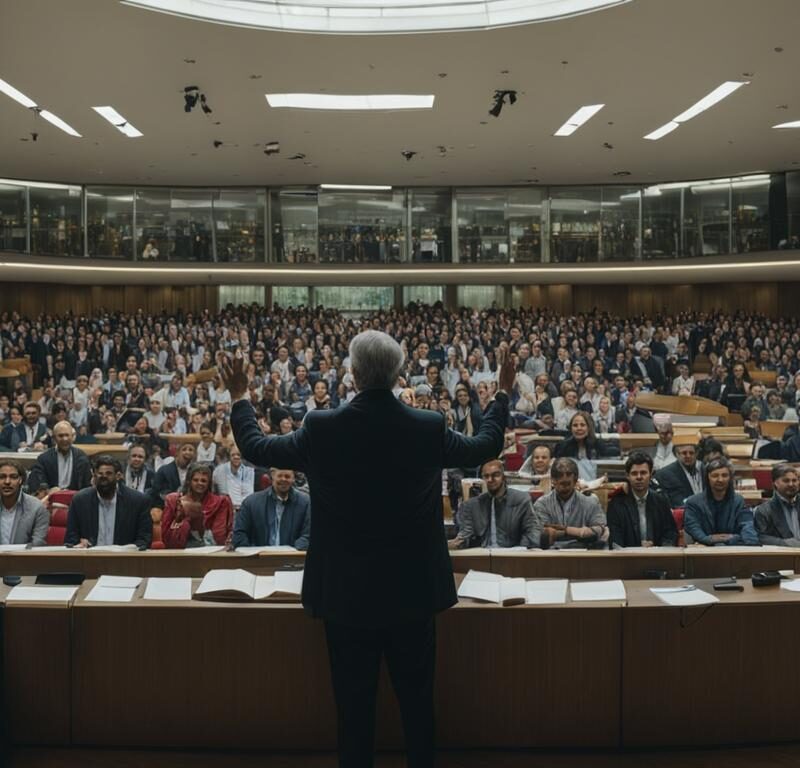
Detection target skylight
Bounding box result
[122,0,630,34]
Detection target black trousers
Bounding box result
[324,617,436,768]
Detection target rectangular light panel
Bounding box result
[93,106,143,137]
[266,93,434,110]
[554,104,605,136]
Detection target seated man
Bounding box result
[533,457,608,549]
[449,459,538,549]
[9,402,49,451]
[65,455,152,549]
[122,444,153,494]
[684,457,759,546]
[26,421,92,498]
[654,440,703,507]
[149,442,196,518]
[607,451,678,548]
[212,445,255,514]
[161,463,233,549]
[519,443,553,485]
[0,460,49,546]
[232,468,310,550]
[754,464,800,546]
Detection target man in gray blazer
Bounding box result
[450,459,539,548]
[232,468,311,550]
[0,460,49,546]
[754,464,800,546]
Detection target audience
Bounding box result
[449,459,538,549]
[607,452,678,548]
[232,468,310,550]
[754,464,800,547]
[0,460,49,546]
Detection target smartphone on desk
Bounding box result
[713,577,744,592]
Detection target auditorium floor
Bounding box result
[10,746,800,768]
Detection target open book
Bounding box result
[193,568,304,603]
[457,570,527,606]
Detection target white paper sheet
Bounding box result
[780,579,800,592]
[457,570,503,603]
[570,580,627,602]
[89,544,138,552]
[96,575,142,589]
[234,546,297,555]
[526,579,569,605]
[143,578,192,601]
[85,585,137,603]
[7,585,77,604]
[651,587,719,606]
[0,544,29,552]
[195,569,254,596]
[274,570,304,595]
[253,576,277,599]
[178,545,225,555]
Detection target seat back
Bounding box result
[47,490,77,545]
[672,507,685,548]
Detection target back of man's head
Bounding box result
[349,331,405,392]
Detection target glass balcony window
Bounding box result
[0,183,27,252]
[87,187,135,259]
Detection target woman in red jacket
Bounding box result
[161,463,232,548]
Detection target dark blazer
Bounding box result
[27,446,92,493]
[64,485,152,549]
[553,436,619,460]
[607,489,678,548]
[232,389,508,627]
[653,461,699,508]
[121,466,154,494]
[149,462,182,508]
[232,487,311,550]
[4,421,49,451]
[754,495,800,546]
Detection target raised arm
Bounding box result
[442,393,508,469]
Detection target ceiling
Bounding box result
[1,0,799,187]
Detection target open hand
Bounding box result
[217,351,249,400]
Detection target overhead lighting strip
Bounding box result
[266,94,434,110]
[0,76,82,137]
[554,104,605,136]
[92,106,143,137]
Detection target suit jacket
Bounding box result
[64,485,152,549]
[2,492,49,546]
[754,495,800,547]
[458,487,539,548]
[607,489,678,548]
[149,462,182,508]
[5,421,49,451]
[654,461,699,508]
[121,466,153,494]
[232,487,311,550]
[553,436,619,460]
[27,446,92,493]
[231,389,508,627]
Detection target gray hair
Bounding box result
[349,331,405,391]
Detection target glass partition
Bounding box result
[0,183,27,252]
[732,175,770,253]
[87,187,134,259]
[270,189,318,263]
[601,187,640,260]
[30,184,82,256]
[168,189,214,261]
[683,180,730,256]
[314,286,393,310]
[788,171,800,248]
[218,285,265,306]
[214,189,265,262]
[410,188,450,262]
[456,190,508,262]
[549,187,600,263]
[508,188,543,263]
[456,285,504,308]
[642,185,681,259]
[402,285,444,305]
[135,188,170,260]
[273,286,311,306]
[318,189,407,263]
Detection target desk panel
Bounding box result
[623,580,800,746]
[684,547,799,578]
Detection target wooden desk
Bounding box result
[683,546,799,578]
[2,577,72,746]
[68,578,621,749]
[489,548,684,580]
[622,579,800,747]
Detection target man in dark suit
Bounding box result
[8,402,49,451]
[232,468,310,550]
[653,440,703,507]
[754,464,800,546]
[121,444,153,494]
[633,346,665,391]
[608,451,678,548]
[223,331,510,768]
[149,442,196,512]
[65,455,152,549]
[26,421,92,497]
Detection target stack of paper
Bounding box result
[85,575,142,603]
[143,578,193,601]
[525,579,569,605]
[650,586,719,606]
[7,585,77,604]
[570,580,627,602]
[457,571,527,606]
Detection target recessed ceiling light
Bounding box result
[773,119,800,129]
[554,104,605,136]
[319,184,392,190]
[266,94,434,110]
[0,76,81,137]
[123,0,631,35]
[643,81,748,140]
[92,106,143,137]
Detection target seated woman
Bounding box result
[554,411,620,460]
[593,395,617,434]
[161,463,233,548]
